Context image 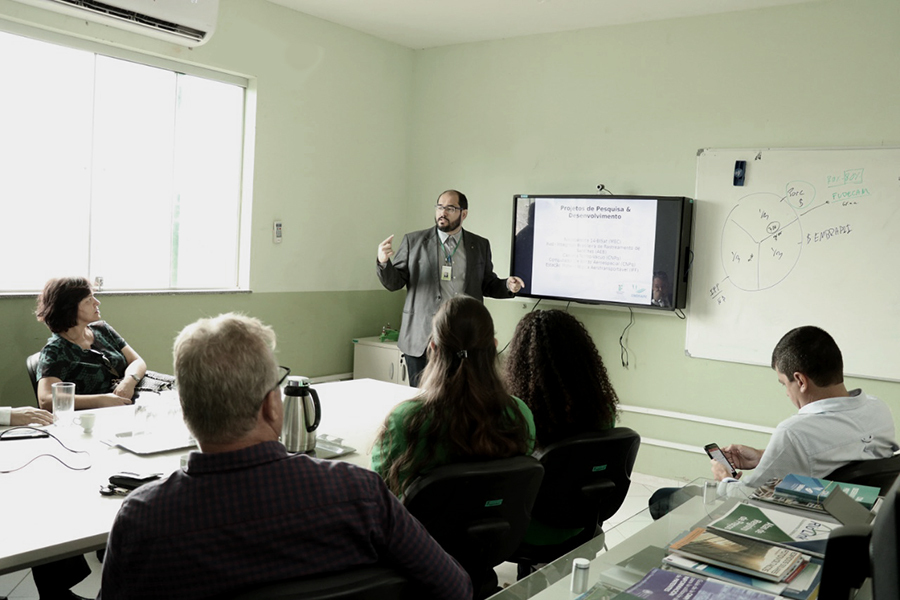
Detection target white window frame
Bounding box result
[0,16,256,295]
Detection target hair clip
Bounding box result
[457,350,468,359]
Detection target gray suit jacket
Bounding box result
[377,227,512,356]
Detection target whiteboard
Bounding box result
[685,147,900,381]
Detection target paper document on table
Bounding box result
[312,434,356,459]
[105,430,196,455]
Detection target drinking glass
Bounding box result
[52,382,76,425]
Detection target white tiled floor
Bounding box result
[0,473,679,599]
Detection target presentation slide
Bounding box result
[529,197,658,304]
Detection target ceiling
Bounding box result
[267,0,819,50]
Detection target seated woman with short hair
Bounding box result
[504,309,620,545]
[35,277,147,411]
[371,295,535,497]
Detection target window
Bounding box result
[0,29,247,292]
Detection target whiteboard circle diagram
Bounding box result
[720,192,803,292]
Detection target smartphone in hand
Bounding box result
[704,443,738,478]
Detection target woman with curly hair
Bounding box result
[372,295,535,497]
[504,309,619,548]
[505,309,619,449]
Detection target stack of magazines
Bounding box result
[660,500,832,599]
[750,474,880,515]
[578,474,880,599]
[603,568,791,600]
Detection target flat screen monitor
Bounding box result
[510,195,693,310]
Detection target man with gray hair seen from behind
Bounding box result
[99,312,472,600]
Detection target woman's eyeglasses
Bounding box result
[89,349,120,378]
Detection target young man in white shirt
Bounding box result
[713,325,897,493]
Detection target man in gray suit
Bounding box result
[377,189,525,386]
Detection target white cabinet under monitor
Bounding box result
[352,337,409,386]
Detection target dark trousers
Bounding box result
[403,353,427,388]
[32,555,90,599]
[649,485,703,520]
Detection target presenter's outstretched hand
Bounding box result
[507,276,525,294]
[378,235,395,264]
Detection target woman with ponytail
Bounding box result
[372,296,535,497]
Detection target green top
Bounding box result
[370,395,536,492]
[37,322,128,394]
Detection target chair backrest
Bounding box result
[529,427,641,531]
[826,454,900,495]
[25,351,41,405]
[222,565,414,600]
[403,455,544,573]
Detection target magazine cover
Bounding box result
[751,477,830,514]
[707,503,835,557]
[668,528,804,582]
[662,555,823,600]
[610,568,778,599]
[775,473,879,509]
[661,555,787,595]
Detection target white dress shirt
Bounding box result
[721,389,898,496]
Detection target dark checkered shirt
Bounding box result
[99,441,471,599]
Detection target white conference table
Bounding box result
[0,378,417,576]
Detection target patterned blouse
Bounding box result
[37,322,128,395]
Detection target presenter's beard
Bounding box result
[436,214,462,232]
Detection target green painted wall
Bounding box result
[2,291,404,406]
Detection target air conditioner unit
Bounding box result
[9,0,219,47]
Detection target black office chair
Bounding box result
[403,455,544,600]
[221,565,417,600]
[25,351,41,406]
[511,427,641,577]
[826,454,900,495]
[819,524,872,600]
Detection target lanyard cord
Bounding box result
[440,236,461,265]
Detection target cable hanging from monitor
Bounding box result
[497,298,544,355]
[619,307,635,368]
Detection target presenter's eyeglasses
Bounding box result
[435,204,462,214]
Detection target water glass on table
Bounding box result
[52,382,75,425]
